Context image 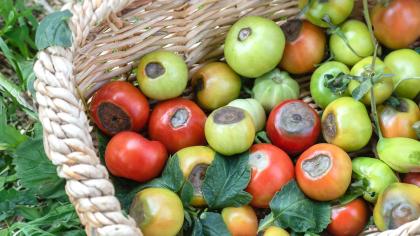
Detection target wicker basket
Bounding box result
[33,0,420,235]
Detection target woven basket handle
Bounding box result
[33,0,147,235]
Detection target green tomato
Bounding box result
[310,61,350,109]
[377,137,420,173]
[322,97,372,152]
[330,20,374,66]
[384,49,420,99]
[228,98,266,131]
[137,50,188,100]
[130,188,184,236]
[224,16,285,78]
[298,0,354,27]
[352,157,399,203]
[348,57,394,105]
[252,69,300,112]
[205,106,255,156]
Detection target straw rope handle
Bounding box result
[33,0,143,235]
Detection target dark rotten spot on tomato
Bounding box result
[188,163,208,196]
[170,108,190,128]
[322,112,336,141]
[238,27,252,41]
[97,102,131,134]
[277,101,315,135]
[213,106,245,124]
[145,62,165,78]
[389,201,417,229]
[281,19,303,42]
[302,154,331,178]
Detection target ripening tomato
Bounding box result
[105,131,167,182]
[378,98,420,139]
[246,144,294,208]
[279,20,326,74]
[298,0,354,27]
[221,205,258,236]
[267,100,321,156]
[327,198,369,236]
[263,226,289,236]
[295,143,352,201]
[149,98,207,153]
[90,81,149,136]
[371,0,420,49]
[403,173,420,187]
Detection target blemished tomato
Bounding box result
[221,205,258,236]
[90,81,149,136]
[224,16,285,78]
[205,106,255,156]
[266,100,321,156]
[327,198,369,236]
[149,98,207,153]
[263,226,289,236]
[246,144,294,208]
[228,98,266,131]
[295,143,352,201]
[378,98,420,139]
[192,62,241,111]
[348,57,394,105]
[403,173,420,187]
[384,49,420,99]
[372,0,420,49]
[322,97,372,152]
[137,50,188,100]
[130,188,184,236]
[279,20,326,74]
[105,131,167,182]
[330,20,374,66]
[310,61,350,109]
[298,0,354,27]
[176,146,215,207]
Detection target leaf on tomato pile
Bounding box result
[202,152,252,209]
[266,180,331,233]
[144,154,185,192]
[199,212,230,236]
[323,72,353,95]
[180,180,194,206]
[35,10,72,50]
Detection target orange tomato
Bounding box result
[221,205,258,236]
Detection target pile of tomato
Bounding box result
[89,0,420,235]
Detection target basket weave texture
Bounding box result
[33,0,420,235]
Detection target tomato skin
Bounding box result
[372,0,420,49]
[378,98,420,139]
[295,143,352,201]
[279,20,326,74]
[263,226,289,236]
[149,98,207,153]
[327,199,369,236]
[377,137,420,173]
[228,98,266,131]
[90,81,149,136]
[403,173,420,187]
[298,0,354,27]
[221,205,258,236]
[246,144,294,208]
[105,131,168,182]
[267,100,320,156]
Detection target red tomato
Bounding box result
[371,0,420,49]
[246,144,294,208]
[266,100,321,156]
[279,20,326,74]
[105,131,168,182]
[327,198,369,236]
[403,173,420,187]
[149,98,207,153]
[295,143,352,201]
[90,81,149,136]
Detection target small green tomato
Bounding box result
[228,98,266,131]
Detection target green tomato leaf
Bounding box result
[258,212,275,232]
[323,72,352,95]
[0,100,28,150]
[192,217,203,236]
[269,180,331,233]
[351,78,372,101]
[255,131,271,144]
[202,152,252,209]
[180,180,194,207]
[199,212,230,236]
[35,10,72,50]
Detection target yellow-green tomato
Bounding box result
[330,20,374,66]
[228,98,266,131]
[322,97,372,152]
[384,49,420,99]
[137,50,188,100]
[298,0,354,27]
[263,226,290,236]
[374,183,420,231]
[129,188,184,236]
[348,57,394,105]
[176,146,215,207]
[377,137,420,173]
[352,157,399,203]
[205,106,255,155]
[221,205,258,236]
[224,16,285,78]
[192,62,241,111]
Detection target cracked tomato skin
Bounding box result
[149,98,207,153]
[327,198,369,236]
[221,205,258,236]
[246,143,294,208]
